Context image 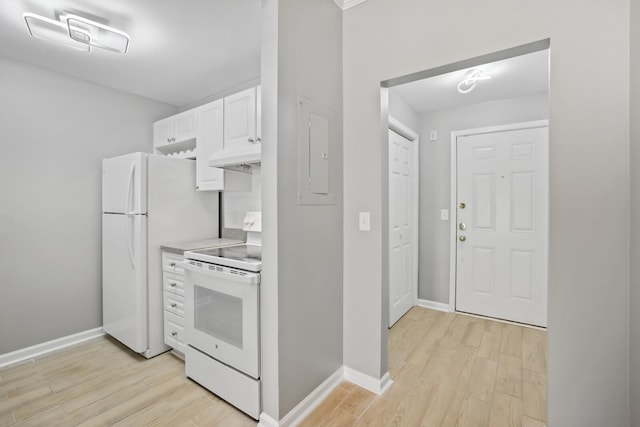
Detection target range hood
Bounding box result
[209,143,261,173]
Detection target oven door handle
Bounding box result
[182,261,260,285]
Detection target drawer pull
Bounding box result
[169,262,176,267]
[170,283,177,288]
[171,331,178,337]
[170,303,177,308]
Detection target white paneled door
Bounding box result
[389,129,416,326]
[456,125,548,327]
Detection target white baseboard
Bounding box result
[0,327,105,369]
[343,367,393,395]
[416,299,453,313]
[258,367,344,427]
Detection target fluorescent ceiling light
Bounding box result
[457,69,492,94]
[23,12,130,54]
[63,14,130,54]
[23,13,90,52]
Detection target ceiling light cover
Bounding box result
[23,13,90,52]
[457,69,491,94]
[63,14,130,54]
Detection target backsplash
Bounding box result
[221,166,261,230]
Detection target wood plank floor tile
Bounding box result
[457,396,491,427]
[419,376,467,427]
[488,391,522,427]
[500,325,523,358]
[0,408,16,426]
[467,357,498,402]
[477,331,502,361]
[522,415,547,427]
[522,369,547,422]
[320,407,357,427]
[522,340,547,374]
[337,386,375,417]
[495,354,522,397]
[13,405,65,427]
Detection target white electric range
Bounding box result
[182,211,262,419]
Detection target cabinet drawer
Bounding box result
[162,252,185,275]
[163,272,184,296]
[164,291,185,317]
[164,311,186,354]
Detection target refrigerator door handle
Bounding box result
[125,214,135,268]
[126,160,135,215]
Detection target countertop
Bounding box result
[160,238,243,255]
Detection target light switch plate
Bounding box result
[359,212,371,231]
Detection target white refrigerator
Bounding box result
[102,152,219,358]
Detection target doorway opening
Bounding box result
[382,40,550,328]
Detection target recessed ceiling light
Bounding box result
[23,13,90,52]
[23,11,130,54]
[457,69,492,94]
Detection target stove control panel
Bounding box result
[243,211,262,233]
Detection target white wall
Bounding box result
[343,1,630,426]
[417,93,549,304]
[631,0,640,422]
[388,91,419,132]
[222,167,262,230]
[261,0,343,420]
[0,56,177,355]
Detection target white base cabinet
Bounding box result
[162,251,187,355]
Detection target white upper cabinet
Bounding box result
[152,86,260,191]
[195,100,225,191]
[153,110,197,158]
[224,86,261,149]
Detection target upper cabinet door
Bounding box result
[173,110,197,143]
[153,117,173,147]
[224,87,257,149]
[195,99,225,191]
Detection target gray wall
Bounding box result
[388,91,419,132]
[0,56,177,355]
[343,1,630,426]
[631,0,640,423]
[417,93,549,304]
[261,0,344,420]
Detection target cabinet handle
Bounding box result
[170,283,177,287]
[248,138,255,143]
[171,303,177,308]
[256,137,261,142]
[171,137,176,142]
[169,262,176,267]
[171,331,177,337]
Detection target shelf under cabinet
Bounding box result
[155,139,197,159]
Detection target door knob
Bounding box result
[459,222,466,230]
[459,202,466,209]
[459,236,466,242]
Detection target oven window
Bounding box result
[194,286,243,348]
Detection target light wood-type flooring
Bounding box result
[300,307,548,427]
[0,307,547,426]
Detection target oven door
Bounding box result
[183,261,260,379]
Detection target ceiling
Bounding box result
[0,0,262,107]
[391,49,549,114]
